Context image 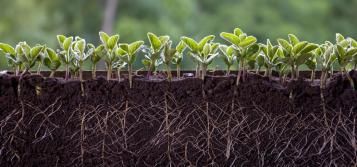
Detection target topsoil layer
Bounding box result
[0,71,356,166]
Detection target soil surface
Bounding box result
[0,71,356,166]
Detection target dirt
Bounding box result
[0,71,357,166]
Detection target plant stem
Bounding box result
[37,62,42,75]
[201,64,207,80]
[264,68,269,77]
[320,71,326,89]
[107,63,112,80]
[128,64,133,88]
[65,64,69,80]
[166,64,172,81]
[50,70,55,77]
[291,64,295,80]
[295,66,300,79]
[92,64,97,79]
[196,62,200,78]
[227,66,231,76]
[176,65,180,79]
[236,61,243,86]
[345,69,355,90]
[117,68,121,82]
[310,70,315,83]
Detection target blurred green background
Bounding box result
[0,0,357,71]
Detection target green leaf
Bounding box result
[335,44,345,58]
[0,43,15,55]
[234,28,243,36]
[107,35,119,50]
[202,44,210,56]
[288,34,300,46]
[46,48,57,60]
[99,31,110,46]
[300,44,318,54]
[129,41,144,56]
[278,39,292,52]
[206,53,219,64]
[239,36,257,48]
[176,41,186,53]
[57,35,66,46]
[296,53,312,66]
[220,32,240,46]
[198,35,215,51]
[119,43,129,52]
[159,36,170,45]
[336,33,345,43]
[30,46,43,58]
[346,48,357,58]
[147,32,162,52]
[292,41,308,55]
[305,59,317,70]
[63,37,73,51]
[181,36,198,52]
[246,44,260,56]
[75,39,86,54]
[116,47,128,56]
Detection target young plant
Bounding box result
[172,41,186,78]
[334,33,357,89]
[71,37,90,81]
[277,34,318,79]
[189,43,219,80]
[99,31,120,80]
[318,42,336,89]
[181,35,215,78]
[143,32,170,77]
[113,59,127,82]
[260,39,280,79]
[219,45,237,75]
[0,43,22,75]
[220,28,260,85]
[57,35,74,80]
[17,42,44,74]
[116,40,144,87]
[87,43,105,79]
[305,50,318,82]
[161,40,177,81]
[43,48,61,77]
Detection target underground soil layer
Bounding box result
[0,71,356,166]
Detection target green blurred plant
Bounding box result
[17,42,44,74]
[0,43,22,75]
[43,47,61,77]
[99,31,120,80]
[219,45,237,75]
[172,41,186,78]
[143,32,169,77]
[220,28,260,85]
[87,43,105,79]
[57,35,73,80]
[260,39,280,79]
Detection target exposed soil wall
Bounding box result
[0,71,356,166]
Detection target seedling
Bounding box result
[57,35,74,80]
[172,41,186,78]
[219,45,237,75]
[116,40,144,87]
[334,33,357,89]
[277,34,318,79]
[305,49,318,82]
[71,37,90,81]
[161,40,177,81]
[43,48,61,77]
[189,43,219,80]
[0,43,22,75]
[260,39,280,79]
[17,42,44,75]
[87,44,105,79]
[113,60,127,82]
[181,35,215,79]
[220,28,260,85]
[144,32,170,77]
[99,31,120,80]
[318,42,336,89]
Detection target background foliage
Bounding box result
[1,0,356,70]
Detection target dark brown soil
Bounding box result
[0,71,356,166]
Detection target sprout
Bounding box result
[277,34,318,79]
[181,35,215,79]
[99,31,120,80]
[334,33,357,89]
[260,39,280,80]
[318,42,336,89]
[161,40,177,81]
[220,28,260,85]
[43,48,61,77]
[116,40,144,87]
[71,37,90,81]
[219,45,237,75]
[57,35,74,80]
[17,42,44,75]
[189,42,219,80]
[0,43,22,75]
[87,43,105,79]
[172,41,186,78]
[306,49,318,83]
[145,32,170,77]
[113,60,127,82]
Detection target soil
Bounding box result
[0,70,356,166]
